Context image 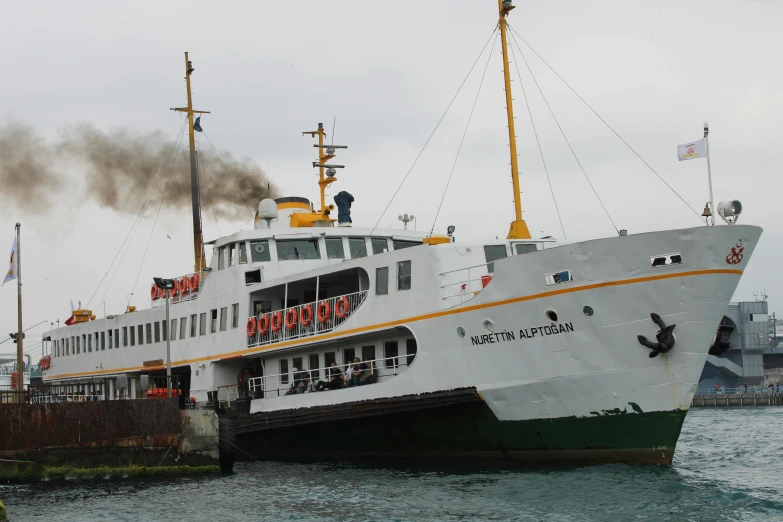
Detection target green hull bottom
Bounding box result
[236,400,688,465]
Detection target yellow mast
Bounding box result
[171,52,211,272]
[302,122,346,222]
[498,0,531,240]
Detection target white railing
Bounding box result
[217,384,239,408]
[438,263,494,305]
[246,290,368,348]
[248,354,412,398]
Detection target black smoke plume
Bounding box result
[0,121,278,220]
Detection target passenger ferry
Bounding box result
[41,1,762,464]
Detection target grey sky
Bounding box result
[1,0,781,360]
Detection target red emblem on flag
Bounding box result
[687,147,695,154]
[726,241,744,265]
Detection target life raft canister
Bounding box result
[317,301,330,324]
[335,296,350,319]
[258,314,270,335]
[271,312,283,333]
[300,305,313,327]
[285,308,298,329]
[246,317,257,337]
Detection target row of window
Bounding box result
[53,304,241,358]
[376,260,412,295]
[278,339,418,384]
[216,237,420,268]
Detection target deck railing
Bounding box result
[438,262,493,305]
[248,354,411,398]
[151,271,204,307]
[246,290,368,348]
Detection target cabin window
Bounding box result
[371,238,389,255]
[122,328,128,347]
[515,243,537,255]
[162,320,167,341]
[325,351,336,367]
[82,335,86,353]
[210,309,218,333]
[220,308,227,331]
[130,327,136,346]
[385,341,399,369]
[249,240,271,262]
[146,323,152,344]
[218,247,225,269]
[280,359,289,385]
[190,314,197,337]
[108,330,113,349]
[199,313,207,335]
[180,318,188,339]
[238,242,248,264]
[114,329,119,348]
[406,338,418,365]
[228,244,237,266]
[101,331,105,351]
[88,334,92,352]
[292,357,303,375]
[66,338,70,356]
[309,354,320,380]
[393,240,420,250]
[362,345,376,362]
[245,269,262,284]
[397,260,412,291]
[154,322,161,343]
[348,238,367,258]
[325,238,345,259]
[484,245,507,273]
[232,304,239,328]
[376,267,389,295]
[342,348,355,366]
[277,239,320,260]
[171,319,177,340]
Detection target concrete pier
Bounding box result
[690,392,782,407]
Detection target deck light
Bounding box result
[447,225,456,237]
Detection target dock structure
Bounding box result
[691,391,782,407]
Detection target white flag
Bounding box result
[3,237,17,285]
[677,138,707,161]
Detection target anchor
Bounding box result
[637,313,676,358]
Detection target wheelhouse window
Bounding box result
[325,238,345,259]
[348,238,367,258]
[277,239,320,260]
[515,243,537,255]
[376,267,389,295]
[397,260,412,290]
[250,240,271,262]
[371,238,389,255]
[484,245,508,273]
[393,240,420,250]
[218,247,225,269]
[238,242,248,264]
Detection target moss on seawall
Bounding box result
[1,464,221,484]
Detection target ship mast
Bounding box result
[171,52,210,272]
[498,0,531,240]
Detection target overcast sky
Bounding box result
[1,0,781,360]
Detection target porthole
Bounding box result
[457,327,466,338]
[546,309,558,322]
[583,306,594,317]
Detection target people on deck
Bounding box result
[358,359,375,386]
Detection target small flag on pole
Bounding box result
[677,138,707,161]
[194,116,203,133]
[3,237,18,285]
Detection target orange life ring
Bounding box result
[285,308,298,329]
[246,317,257,337]
[336,296,350,318]
[190,273,199,292]
[171,278,180,296]
[300,305,313,327]
[317,301,330,324]
[271,312,283,333]
[180,276,190,295]
[258,314,270,335]
[150,285,159,301]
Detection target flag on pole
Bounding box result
[677,138,707,161]
[3,237,18,285]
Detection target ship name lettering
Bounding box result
[470,324,572,345]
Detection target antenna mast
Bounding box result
[498,0,531,240]
[171,52,211,272]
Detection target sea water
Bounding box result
[2,408,782,521]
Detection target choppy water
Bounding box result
[2,408,783,521]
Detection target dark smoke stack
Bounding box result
[0,121,279,219]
